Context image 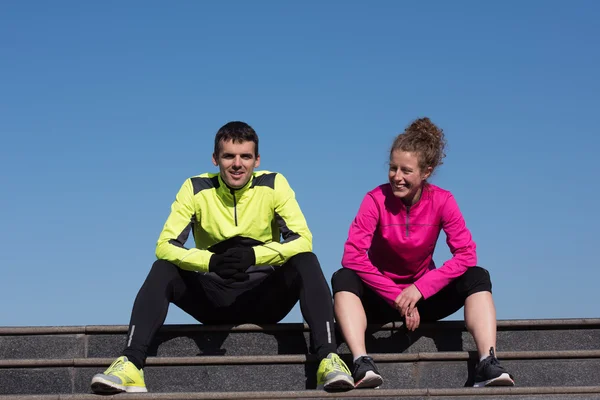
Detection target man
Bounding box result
[90,121,353,393]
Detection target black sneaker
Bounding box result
[353,356,383,389]
[473,347,515,387]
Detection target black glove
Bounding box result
[220,247,256,270]
[209,252,252,282]
[209,254,243,274]
[208,253,227,272]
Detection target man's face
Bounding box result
[212,139,260,189]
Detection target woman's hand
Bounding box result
[404,306,421,331]
[394,284,423,317]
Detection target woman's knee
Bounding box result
[460,266,492,296]
[331,268,363,297]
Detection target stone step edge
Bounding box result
[3,350,600,368]
[2,386,600,399]
[2,318,600,335]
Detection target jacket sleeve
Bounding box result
[341,193,402,306]
[253,174,313,265]
[414,193,477,299]
[155,179,213,272]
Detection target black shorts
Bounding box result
[331,266,492,323]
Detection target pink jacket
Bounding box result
[342,183,477,305]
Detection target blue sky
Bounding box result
[1,1,598,326]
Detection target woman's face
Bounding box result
[388,150,431,205]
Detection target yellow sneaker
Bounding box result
[317,353,354,391]
[90,356,147,393]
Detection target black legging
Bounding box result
[123,252,337,368]
[331,266,492,323]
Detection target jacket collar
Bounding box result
[216,173,254,198]
[388,182,432,210]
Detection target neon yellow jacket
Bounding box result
[155,171,313,272]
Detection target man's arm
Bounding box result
[253,174,313,265]
[155,179,213,272]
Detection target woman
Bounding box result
[332,117,514,389]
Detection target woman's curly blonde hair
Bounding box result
[391,117,447,174]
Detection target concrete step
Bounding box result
[1,352,600,394]
[1,319,599,359]
[2,386,600,399]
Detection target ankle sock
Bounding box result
[480,347,495,362]
[353,354,368,363]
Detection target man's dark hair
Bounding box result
[214,121,259,157]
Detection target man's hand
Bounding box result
[404,307,421,331]
[394,284,423,317]
[208,252,248,281]
[208,248,255,281]
[220,247,256,270]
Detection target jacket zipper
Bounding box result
[405,206,410,237]
[230,188,238,226]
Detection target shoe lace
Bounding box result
[330,355,349,373]
[363,356,376,368]
[479,349,506,374]
[108,359,126,373]
[113,363,125,372]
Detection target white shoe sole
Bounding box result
[473,372,515,387]
[91,376,148,393]
[355,370,384,389]
[323,374,355,391]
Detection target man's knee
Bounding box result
[285,252,329,283]
[286,252,322,273]
[144,259,188,301]
[288,251,318,265]
[149,259,179,275]
[145,259,185,288]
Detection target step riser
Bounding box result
[0,335,84,359]
[2,329,600,359]
[430,397,600,400]
[2,359,600,395]
[2,394,600,400]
